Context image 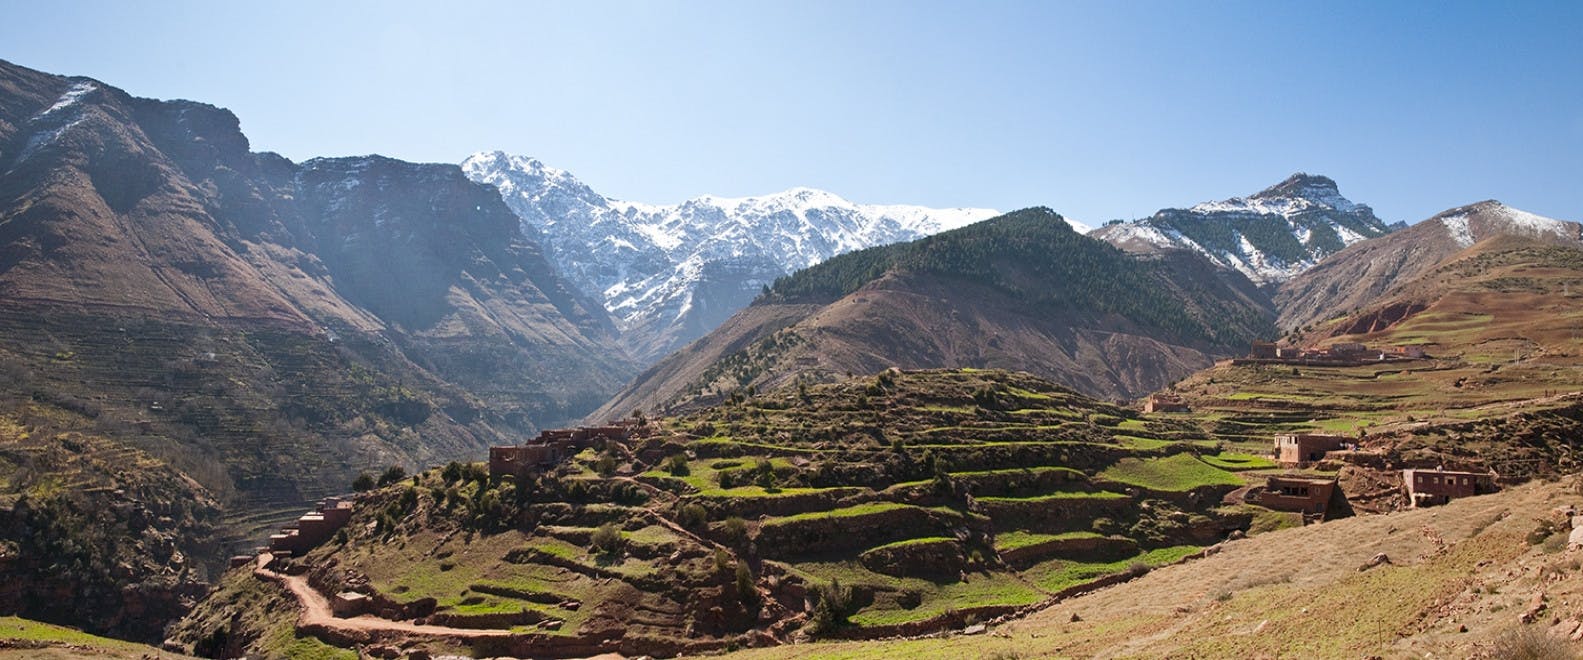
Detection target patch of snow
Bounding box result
[1441,214,1475,248]
[1334,223,1365,244]
[1494,205,1573,238]
[40,81,96,118]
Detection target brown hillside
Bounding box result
[591,211,1275,420]
[1276,201,1583,331]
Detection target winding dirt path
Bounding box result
[252,553,510,638]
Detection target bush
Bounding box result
[677,503,709,529]
[377,465,407,487]
[665,454,690,476]
[807,578,853,634]
[1126,561,1151,578]
[595,452,617,478]
[351,472,375,492]
[591,523,623,556]
[722,517,748,545]
[1491,624,1574,660]
[735,561,757,606]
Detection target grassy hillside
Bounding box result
[173,369,1280,657]
[0,616,200,659]
[706,476,1583,659]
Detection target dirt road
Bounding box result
[253,553,510,638]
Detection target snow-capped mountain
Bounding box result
[462,151,1007,362]
[1092,173,1393,285]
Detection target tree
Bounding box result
[591,523,623,556]
[735,561,757,606]
[377,465,407,487]
[351,472,375,492]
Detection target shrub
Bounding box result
[735,561,758,606]
[376,465,407,487]
[677,503,709,529]
[1491,624,1573,660]
[591,523,623,556]
[722,517,748,545]
[351,472,375,492]
[1126,561,1151,578]
[807,578,853,634]
[594,452,617,478]
[665,454,690,476]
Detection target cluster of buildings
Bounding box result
[260,497,354,559]
[1243,430,1499,521]
[1246,341,1426,364]
[488,422,645,478]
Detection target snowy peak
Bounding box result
[461,151,1001,362]
[1430,200,1581,249]
[1095,173,1392,285]
[1189,172,1365,216]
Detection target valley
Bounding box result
[0,36,1577,660]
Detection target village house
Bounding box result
[1249,341,1279,359]
[1328,342,1369,356]
[1143,393,1189,413]
[1274,432,1349,468]
[488,443,568,478]
[1250,475,1338,517]
[488,422,645,478]
[1403,468,1497,507]
[1391,345,1427,358]
[268,497,354,555]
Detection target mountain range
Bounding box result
[461,151,1017,361]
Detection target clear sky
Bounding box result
[3,1,1579,224]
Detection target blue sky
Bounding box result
[3,1,1579,224]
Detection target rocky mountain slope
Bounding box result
[1275,200,1582,330]
[592,208,1275,420]
[1093,173,1394,286]
[462,151,1019,362]
[0,57,637,636]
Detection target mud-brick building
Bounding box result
[489,423,642,478]
[1250,476,1338,516]
[1144,393,1189,413]
[489,444,568,478]
[1274,433,1349,468]
[1403,468,1497,507]
[268,497,354,555]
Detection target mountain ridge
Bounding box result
[1093,173,1393,285]
[1274,200,1582,331]
[462,150,1037,362]
[590,207,1275,420]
